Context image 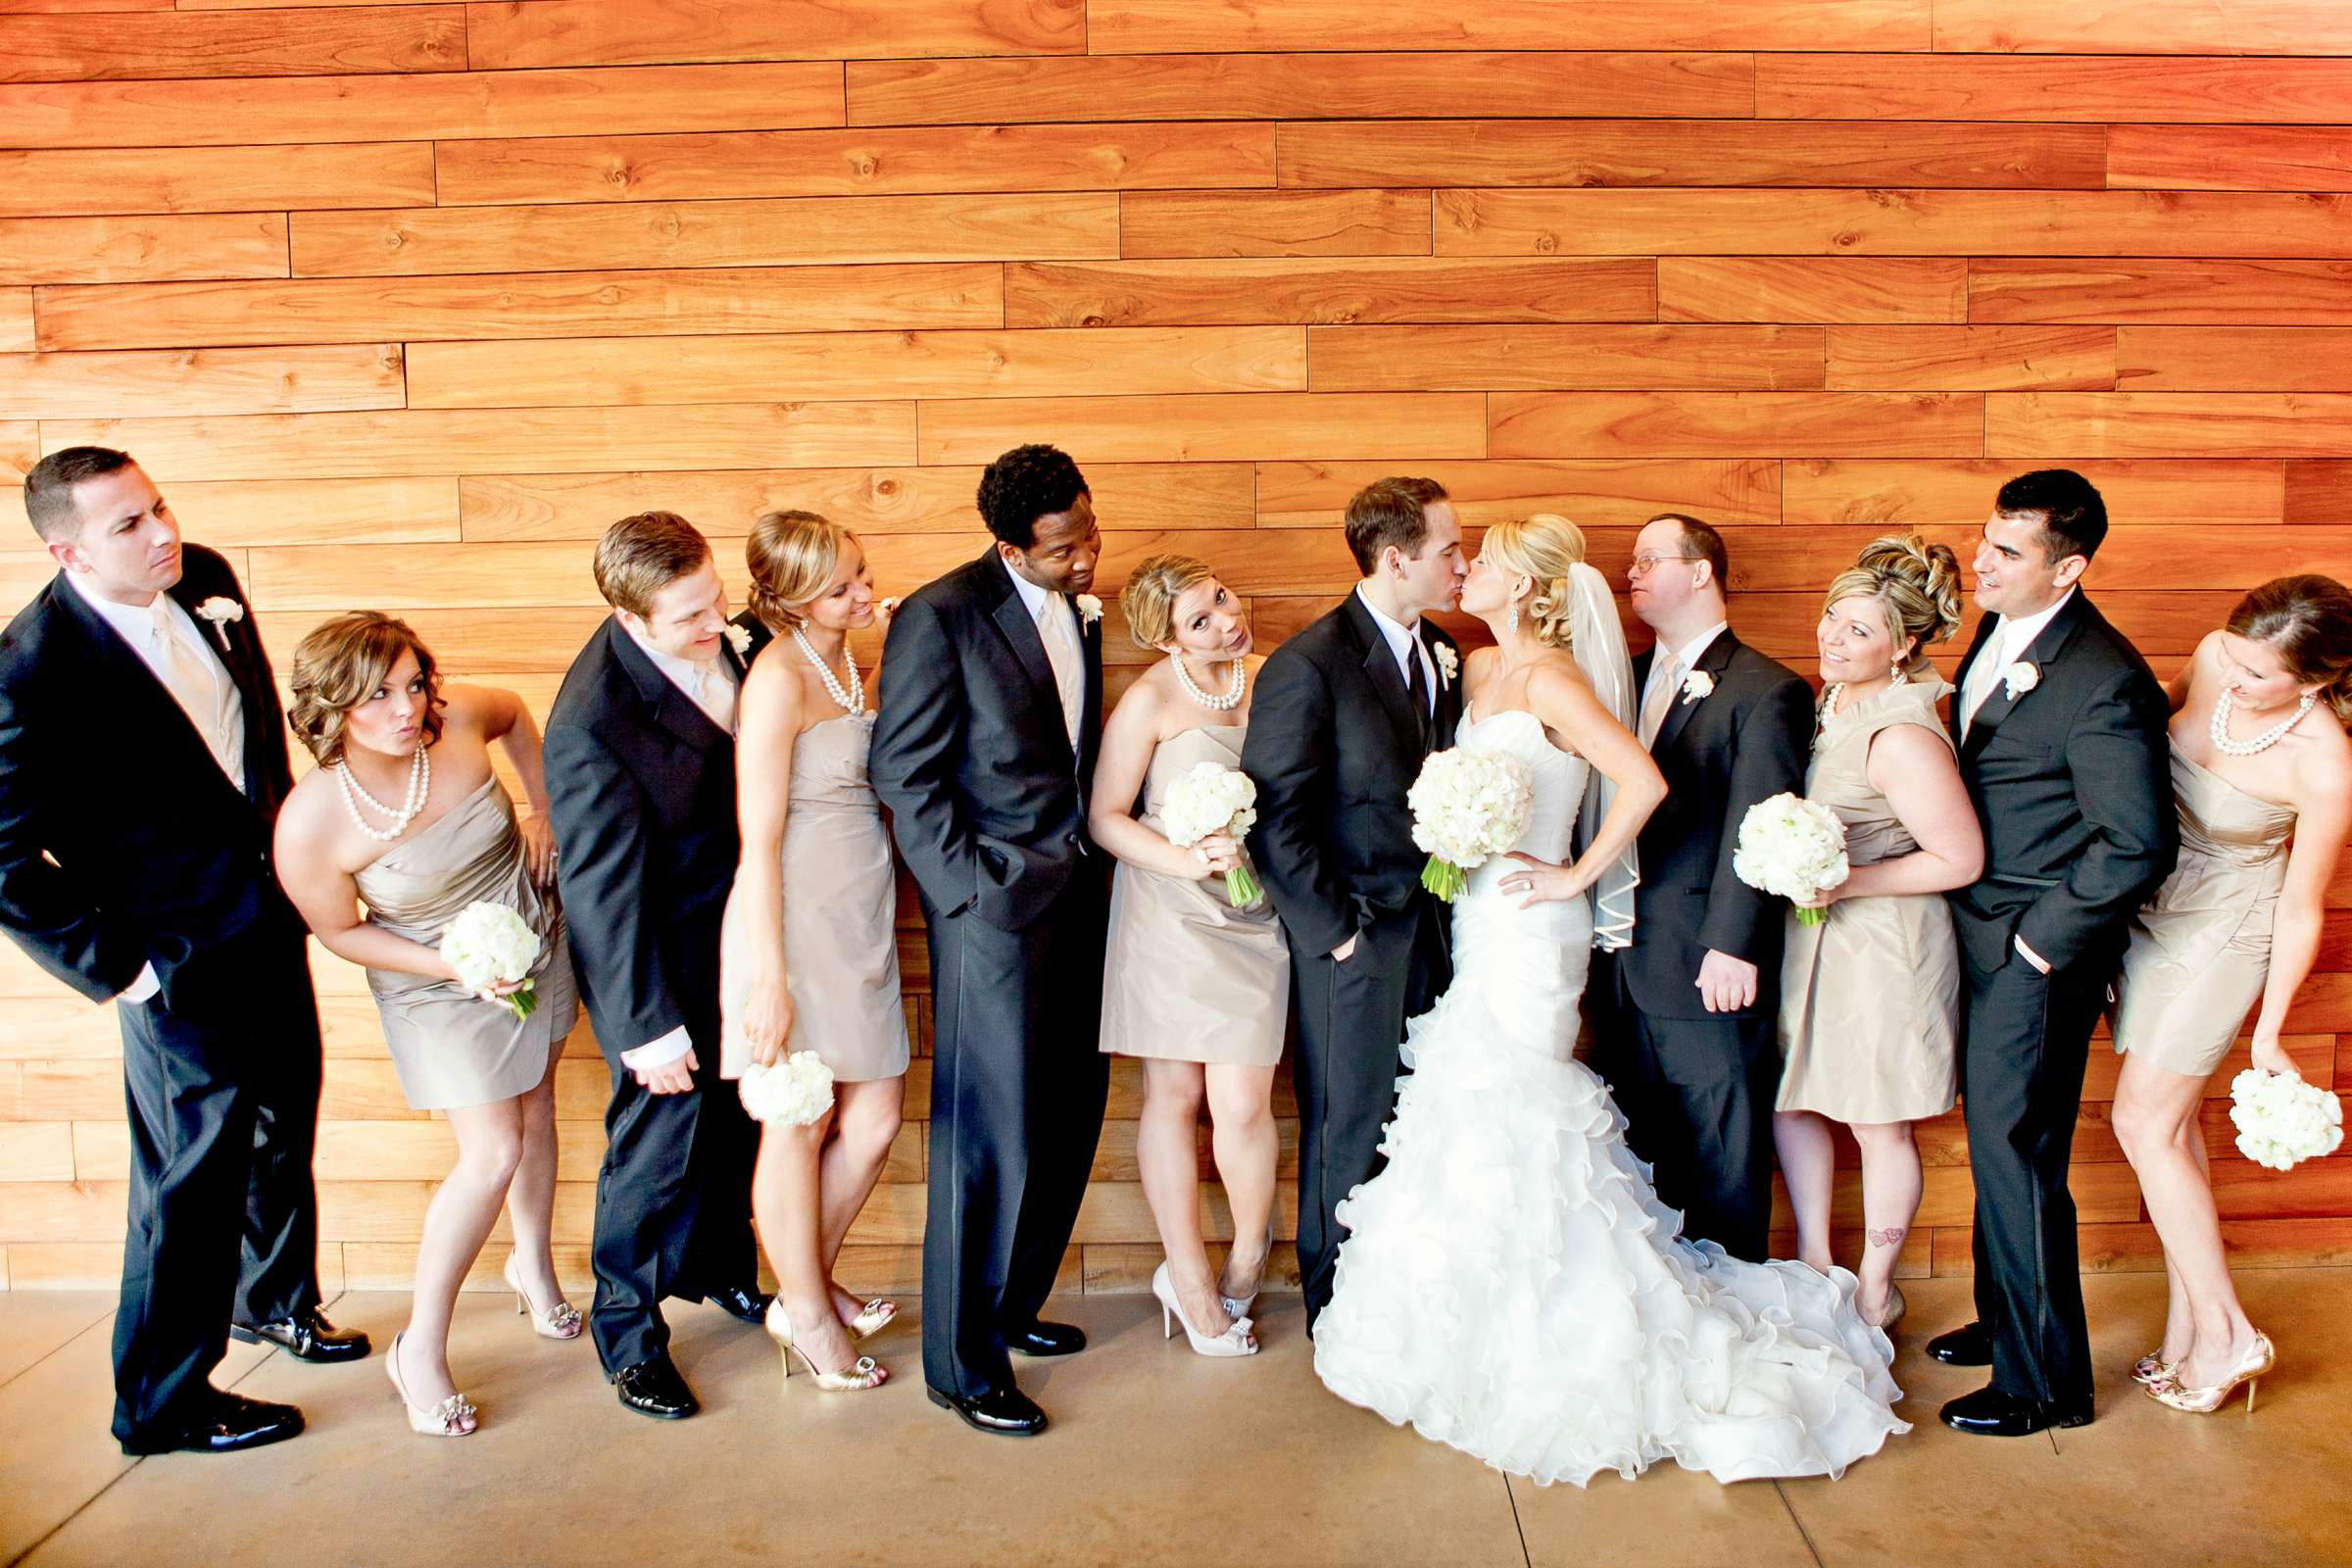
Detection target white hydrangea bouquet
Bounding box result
[439,901,542,1019]
[2229,1068,2344,1171]
[1408,747,1534,903]
[740,1051,836,1126]
[1159,760,1262,907]
[1732,792,1850,927]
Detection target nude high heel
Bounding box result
[504,1253,583,1341]
[767,1299,886,1393]
[2132,1349,2182,1388]
[2148,1331,2276,1414]
[1219,1226,1275,1323]
[386,1330,476,1437]
[1154,1262,1256,1357]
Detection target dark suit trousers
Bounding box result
[1596,955,1778,1263]
[1291,900,1447,1329]
[587,1044,760,1373]
[1960,950,2101,1414]
[110,927,323,1442]
[921,873,1109,1397]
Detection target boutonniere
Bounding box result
[194,597,243,652]
[1680,668,1715,706]
[722,623,752,659]
[1432,643,1459,688]
[1074,593,1102,628]
[2001,662,2039,700]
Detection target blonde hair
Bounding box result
[746,510,852,630]
[287,612,445,766]
[1822,534,1964,677]
[2230,573,2352,732]
[1482,513,1589,651]
[593,511,710,618]
[1119,553,1215,650]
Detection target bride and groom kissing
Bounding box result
[1250,479,1907,1486]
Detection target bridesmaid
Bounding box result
[274,613,579,1439]
[1773,536,1984,1332]
[719,511,908,1395]
[1090,555,1289,1356]
[2111,575,2352,1414]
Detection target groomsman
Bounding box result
[1599,514,1812,1262]
[1244,476,1466,1330]
[0,447,359,1455]
[1931,470,2175,1437]
[871,444,1110,1437]
[544,512,769,1420]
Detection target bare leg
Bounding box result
[1204,1064,1279,1303]
[752,1105,861,1374]
[502,1047,565,1309]
[402,1096,527,1410]
[1849,1119,1922,1322]
[1771,1109,1838,1274]
[1137,1058,1230,1334]
[2114,1054,2254,1389]
[817,1075,906,1320]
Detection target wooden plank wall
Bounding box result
[3,0,2351,1296]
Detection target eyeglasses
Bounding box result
[1627,553,1702,576]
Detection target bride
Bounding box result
[1311,514,1910,1487]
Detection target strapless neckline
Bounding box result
[1461,704,1580,762]
[2171,742,2297,819]
[360,773,501,873]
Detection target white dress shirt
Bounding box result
[617,623,742,1071]
[1637,619,1728,748]
[1005,557,1086,747]
[1960,588,2075,737]
[1354,585,1438,716]
[66,571,250,1005]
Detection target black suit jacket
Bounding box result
[1944,591,2177,974]
[0,546,298,1007]
[869,550,1104,931]
[1242,590,1463,960]
[544,617,749,1061]
[1619,628,1813,1020]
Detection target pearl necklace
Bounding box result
[335,745,429,842]
[1171,653,1246,711]
[2210,688,2315,757]
[791,625,864,714]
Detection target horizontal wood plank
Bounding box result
[0,213,286,285]
[1756,53,2352,122]
[0,291,31,353]
[1306,323,1828,392]
[1823,324,2116,391]
[1006,257,1656,328]
[1120,188,1430,260]
[39,404,916,480]
[1931,0,2352,54]
[1987,393,2352,459]
[1088,0,1931,53]
[1658,258,1966,323]
[1490,391,1985,459]
[1969,260,2352,326]
[464,0,1087,69]
[290,193,1118,275]
[0,344,403,419]
[2110,126,2352,192]
[1279,120,2106,191]
[0,142,433,219]
[1782,459,2284,527]
[915,391,1488,465]
[1253,458,1782,528]
[31,264,1002,350]
[846,51,1754,124]
[2116,327,2352,391]
[0,62,844,149]
[2285,462,2352,522]
[0,5,462,82]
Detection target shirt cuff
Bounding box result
[619,1025,693,1071]
[118,962,161,1005]
[2013,934,2052,974]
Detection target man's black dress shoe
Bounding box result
[702,1286,774,1324]
[1005,1320,1086,1357]
[611,1353,699,1419]
[230,1308,370,1363]
[927,1385,1046,1437]
[1926,1321,1992,1367]
[1939,1386,2092,1437]
[121,1392,305,1456]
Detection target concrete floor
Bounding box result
[3,1271,2349,1567]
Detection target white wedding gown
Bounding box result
[1312,707,1910,1487]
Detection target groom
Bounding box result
[1599,513,1811,1263]
[1244,476,1466,1332]
[544,511,769,1420]
[1931,469,2175,1437]
[871,443,1110,1438]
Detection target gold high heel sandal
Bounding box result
[504,1254,583,1341]
[844,1297,897,1342]
[2148,1331,2276,1414]
[766,1299,886,1393]
[2132,1349,2182,1388]
[1866,1283,1907,1333]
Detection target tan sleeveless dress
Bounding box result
[2112,745,2297,1079]
[721,712,909,1083]
[354,776,578,1111]
[1775,680,1962,1124]
[1100,722,1290,1066]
